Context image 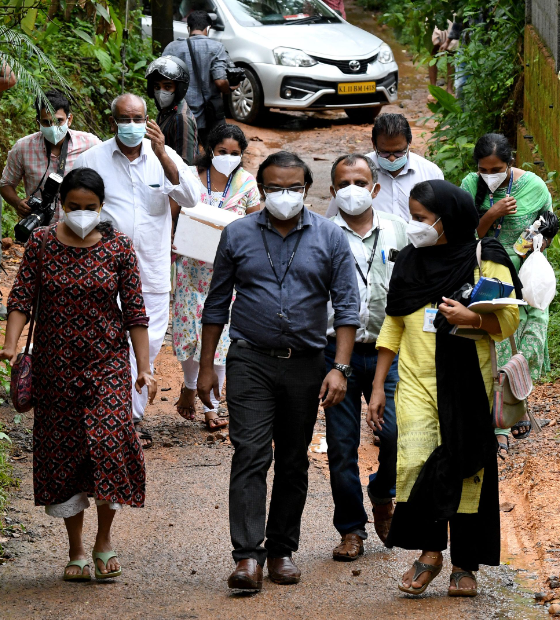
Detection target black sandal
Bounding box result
[134,422,153,449]
[497,435,509,460]
[511,419,531,440]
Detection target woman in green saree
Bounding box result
[461,133,553,457]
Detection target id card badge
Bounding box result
[423,307,438,333]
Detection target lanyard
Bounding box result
[31,135,70,198]
[353,228,380,287]
[260,226,304,286]
[206,168,233,209]
[489,170,514,239]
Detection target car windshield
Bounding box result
[221,0,341,27]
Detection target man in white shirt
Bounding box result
[325,154,408,560]
[326,113,443,221]
[75,93,199,446]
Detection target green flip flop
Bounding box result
[92,550,122,580]
[63,559,91,582]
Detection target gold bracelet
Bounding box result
[475,314,483,329]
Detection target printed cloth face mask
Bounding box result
[64,208,101,239]
[335,184,374,215]
[406,217,443,248]
[265,190,305,220]
[480,167,509,193]
[155,89,175,109]
[212,152,242,177]
[40,122,68,145]
[117,122,147,147]
[377,148,409,173]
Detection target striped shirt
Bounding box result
[157,101,198,165]
[0,129,101,220]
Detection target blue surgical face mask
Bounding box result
[117,122,147,147]
[40,122,68,145]
[377,149,409,173]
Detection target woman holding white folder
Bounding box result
[172,124,260,429]
[368,181,521,597]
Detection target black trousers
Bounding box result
[226,342,326,566]
[386,454,500,571]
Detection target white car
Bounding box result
[142,0,399,125]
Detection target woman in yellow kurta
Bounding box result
[368,180,521,598]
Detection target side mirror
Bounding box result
[208,12,225,30]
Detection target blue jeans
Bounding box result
[324,339,398,537]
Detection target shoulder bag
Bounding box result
[187,37,225,128]
[10,225,51,413]
[475,241,539,430]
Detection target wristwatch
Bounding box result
[334,362,353,378]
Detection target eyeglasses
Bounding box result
[38,118,67,127]
[263,185,306,194]
[376,149,408,159]
[115,117,147,124]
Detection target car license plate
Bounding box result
[338,81,377,95]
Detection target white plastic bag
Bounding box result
[519,234,557,311]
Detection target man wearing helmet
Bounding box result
[146,55,199,165]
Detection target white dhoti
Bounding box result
[130,291,170,421]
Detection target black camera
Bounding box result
[226,65,246,88]
[14,173,63,243]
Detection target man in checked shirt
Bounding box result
[0,89,100,222]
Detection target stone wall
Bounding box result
[527,0,560,70]
[522,25,560,183]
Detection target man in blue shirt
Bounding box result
[198,151,360,592]
[163,11,232,146]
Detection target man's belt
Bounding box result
[234,339,319,359]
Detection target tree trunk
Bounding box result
[150,0,174,54]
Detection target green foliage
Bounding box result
[544,239,560,381]
[368,0,525,186]
[0,422,17,528]
[0,5,155,237]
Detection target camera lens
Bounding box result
[14,212,45,244]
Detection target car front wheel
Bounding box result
[228,68,266,125]
[345,106,383,124]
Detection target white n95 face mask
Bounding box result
[406,218,443,248]
[154,89,175,109]
[335,185,374,216]
[480,168,509,193]
[212,153,242,177]
[265,190,305,220]
[64,209,100,239]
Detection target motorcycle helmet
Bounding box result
[146,55,190,109]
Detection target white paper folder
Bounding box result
[174,203,242,264]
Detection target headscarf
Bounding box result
[386,180,522,317]
[387,180,522,521]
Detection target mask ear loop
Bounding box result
[431,217,445,241]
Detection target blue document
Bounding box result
[470,277,515,303]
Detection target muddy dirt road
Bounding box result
[0,5,552,619]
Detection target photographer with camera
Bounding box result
[0,89,100,241]
[163,10,242,147]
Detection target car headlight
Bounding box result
[273,47,318,67]
[378,43,394,64]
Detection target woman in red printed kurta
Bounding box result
[2,168,157,581]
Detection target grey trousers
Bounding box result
[226,342,326,566]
